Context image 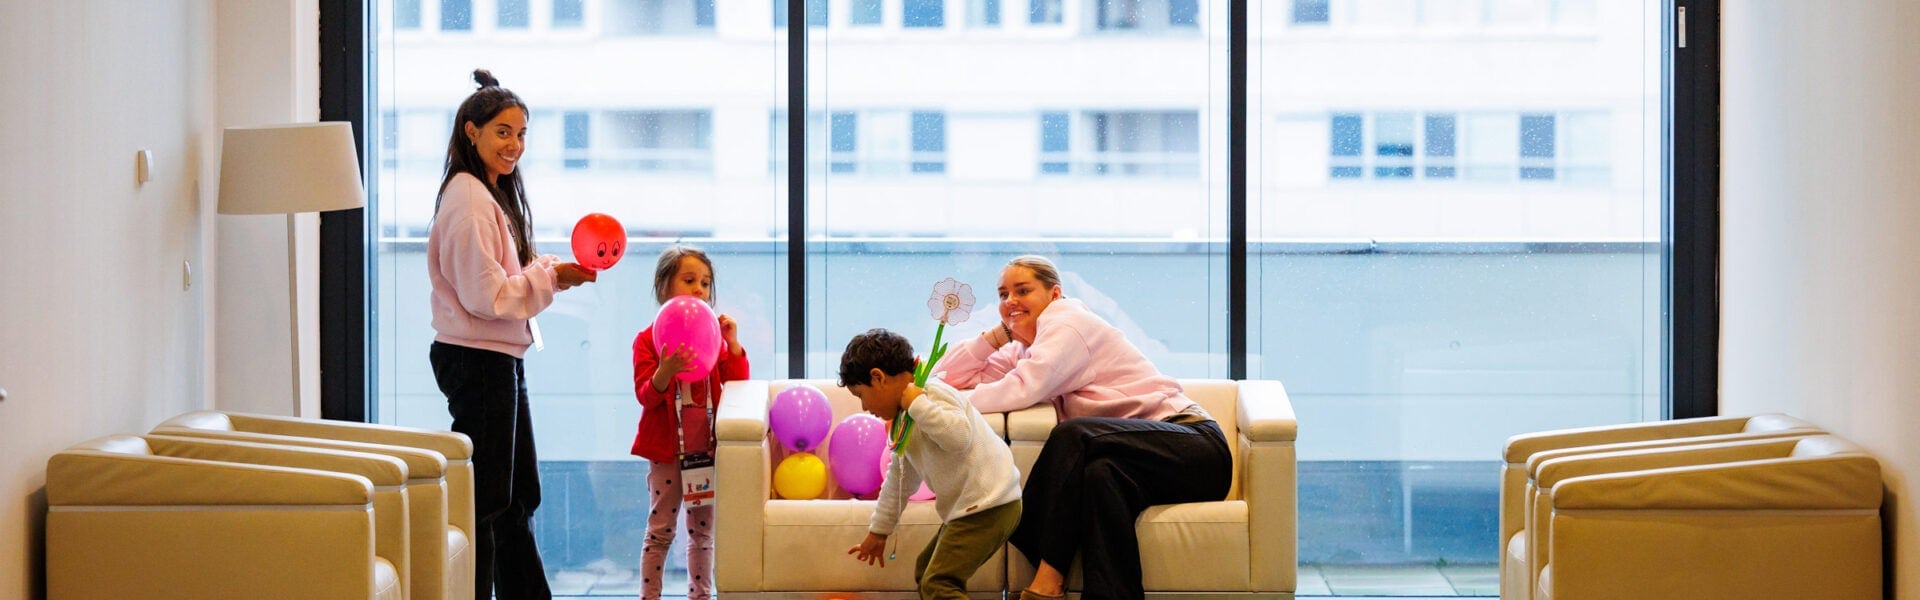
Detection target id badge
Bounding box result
[679,452,716,506]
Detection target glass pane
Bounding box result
[969,0,1002,27]
[1251,0,1665,585]
[371,1,785,593]
[498,0,529,29]
[812,0,1227,379]
[440,0,471,31]
[904,0,945,28]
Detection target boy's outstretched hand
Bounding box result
[848,532,888,567]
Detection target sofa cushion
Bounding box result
[763,499,1006,592]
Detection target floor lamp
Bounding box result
[217,122,365,416]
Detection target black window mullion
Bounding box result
[319,0,369,422]
[1670,0,1719,419]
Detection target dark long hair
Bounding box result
[436,69,535,266]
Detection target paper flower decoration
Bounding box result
[926,277,975,326]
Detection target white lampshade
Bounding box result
[218,122,365,215]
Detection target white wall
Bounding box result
[1721,2,1920,597]
[0,1,320,596]
[0,2,216,597]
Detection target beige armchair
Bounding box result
[1002,379,1297,598]
[152,410,476,600]
[1497,414,1822,600]
[1531,435,1882,600]
[46,434,408,600]
[715,380,1011,598]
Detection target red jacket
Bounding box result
[630,326,750,463]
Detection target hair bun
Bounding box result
[473,69,500,88]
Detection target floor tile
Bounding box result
[1319,563,1456,596]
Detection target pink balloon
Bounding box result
[828,414,887,497]
[769,385,832,453]
[879,449,937,502]
[652,295,721,382]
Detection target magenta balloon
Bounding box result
[652,295,722,382]
[769,385,832,453]
[828,414,887,497]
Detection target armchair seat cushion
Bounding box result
[1136,501,1251,591]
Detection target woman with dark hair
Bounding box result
[427,69,596,600]
[933,255,1232,600]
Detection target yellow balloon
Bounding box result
[774,452,828,500]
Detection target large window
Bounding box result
[357,0,1680,595]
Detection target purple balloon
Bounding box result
[769,385,832,453]
[828,413,887,497]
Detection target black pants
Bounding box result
[1011,416,1232,600]
[431,342,553,600]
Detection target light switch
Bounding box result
[136,150,153,185]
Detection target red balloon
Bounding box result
[570,213,626,272]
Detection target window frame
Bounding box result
[319,0,1721,422]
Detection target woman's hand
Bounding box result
[554,262,597,291]
[847,532,888,567]
[718,313,744,356]
[651,344,695,391]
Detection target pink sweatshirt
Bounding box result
[934,298,1193,420]
[427,172,560,359]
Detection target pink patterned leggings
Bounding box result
[642,459,715,600]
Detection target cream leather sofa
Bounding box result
[1003,380,1297,598]
[1497,414,1822,600]
[1529,435,1882,600]
[153,410,477,600]
[46,434,408,600]
[715,379,1297,599]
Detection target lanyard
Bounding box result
[672,379,717,458]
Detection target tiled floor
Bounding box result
[553,562,1499,598]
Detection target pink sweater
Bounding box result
[934,298,1193,420]
[427,172,559,359]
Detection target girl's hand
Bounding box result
[847,532,888,567]
[554,262,597,291]
[651,344,696,391]
[983,321,1014,349]
[718,314,743,355]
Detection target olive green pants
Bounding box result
[914,499,1023,600]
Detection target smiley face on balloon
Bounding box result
[571,213,626,272]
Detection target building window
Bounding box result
[605,0,716,35]
[497,0,530,29]
[1030,0,1063,24]
[1039,111,1070,174]
[1087,110,1200,177]
[1373,112,1415,179]
[911,111,947,173]
[1519,113,1556,180]
[851,0,882,26]
[1169,0,1198,27]
[441,0,472,31]
[1098,0,1142,30]
[563,111,590,169]
[1329,113,1364,178]
[1424,114,1457,179]
[1292,0,1329,25]
[969,0,1001,27]
[830,112,858,173]
[552,0,584,28]
[905,0,945,28]
[394,0,422,29]
[774,0,829,28]
[605,110,712,172]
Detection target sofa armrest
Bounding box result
[1238,380,1298,592]
[716,379,770,593]
[47,451,373,507]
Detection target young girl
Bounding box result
[428,68,596,599]
[630,244,749,600]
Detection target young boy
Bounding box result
[840,328,1023,600]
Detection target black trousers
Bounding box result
[431,342,553,600]
[1010,416,1232,600]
